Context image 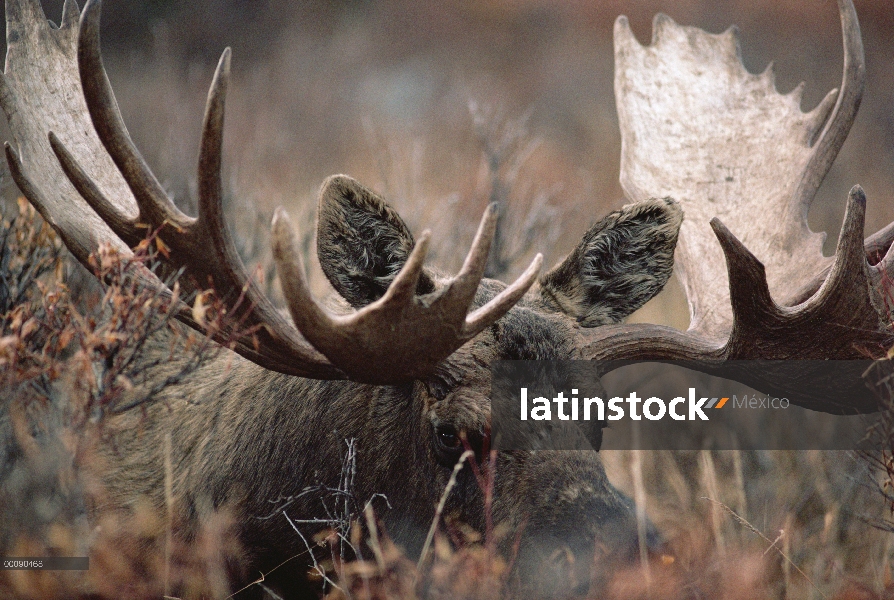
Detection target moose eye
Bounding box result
[437,426,462,449]
[433,424,466,465]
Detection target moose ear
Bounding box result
[316,175,435,308]
[539,198,683,326]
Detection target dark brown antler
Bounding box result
[272,197,542,382]
[580,0,890,412]
[1,0,541,384]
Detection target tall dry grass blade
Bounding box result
[364,504,386,571]
[163,431,173,598]
[732,450,748,524]
[661,450,691,508]
[783,513,793,599]
[630,445,652,584]
[701,450,726,555]
[417,449,474,569]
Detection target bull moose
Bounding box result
[1,0,891,597]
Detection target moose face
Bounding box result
[313,175,680,591]
[412,307,666,595]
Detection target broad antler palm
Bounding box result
[580,0,890,412]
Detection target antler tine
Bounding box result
[272,203,541,384]
[439,204,498,319]
[809,186,871,310]
[801,0,864,190]
[5,142,101,263]
[196,48,231,237]
[60,0,79,29]
[464,253,542,335]
[78,0,192,230]
[49,132,142,245]
[427,202,543,336]
[189,45,269,303]
[271,206,349,334]
[379,230,432,306]
[818,187,894,302]
[708,218,779,342]
[198,48,232,245]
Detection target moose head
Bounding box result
[0,0,888,597]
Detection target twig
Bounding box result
[417,449,474,569]
[284,511,344,593]
[364,503,387,570]
[163,432,174,599]
[257,584,285,600]
[630,447,651,584]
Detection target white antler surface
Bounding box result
[1,0,137,261]
[614,1,863,338]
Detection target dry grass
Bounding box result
[3,0,894,598]
[238,451,894,600]
[0,203,248,599]
[1,194,894,598]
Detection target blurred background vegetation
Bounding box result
[3,1,894,597]
[5,0,894,327]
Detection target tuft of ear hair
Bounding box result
[539,197,683,326]
[316,175,435,308]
